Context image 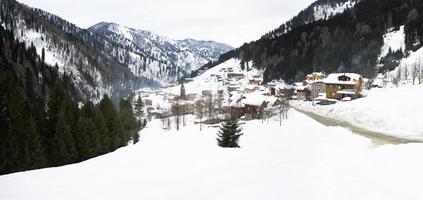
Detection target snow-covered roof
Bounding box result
[336,91,357,95]
[296,86,309,91]
[245,85,258,90]
[310,80,325,84]
[229,92,244,108]
[242,93,279,107]
[294,82,304,87]
[323,73,362,85]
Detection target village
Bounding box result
[134,59,373,128]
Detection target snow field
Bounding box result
[1,110,423,200]
[292,85,423,140]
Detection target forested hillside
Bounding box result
[0,0,158,102]
[195,0,423,83]
[0,7,142,175]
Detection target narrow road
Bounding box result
[293,107,423,145]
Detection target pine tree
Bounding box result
[0,74,10,174]
[0,74,20,174]
[134,95,144,118]
[41,47,45,64]
[216,120,243,148]
[51,105,77,166]
[45,82,66,163]
[94,112,110,154]
[75,117,93,161]
[100,95,125,150]
[133,133,140,144]
[20,113,47,171]
[75,102,101,159]
[119,98,138,144]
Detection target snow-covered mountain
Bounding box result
[263,0,359,39]
[0,0,158,102]
[88,22,233,84]
[0,0,232,102]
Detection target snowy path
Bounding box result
[293,106,423,145]
[291,86,423,141]
[1,110,423,200]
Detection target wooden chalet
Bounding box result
[323,73,363,100]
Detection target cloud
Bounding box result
[17,0,314,47]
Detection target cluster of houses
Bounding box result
[136,62,367,124]
[136,65,289,123]
[294,72,365,104]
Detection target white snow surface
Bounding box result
[292,85,423,140]
[1,111,423,199]
[313,1,357,21]
[164,58,263,96]
[379,26,405,59]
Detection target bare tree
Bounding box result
[403,64,409,83]
[412,62,418,85]
[161,117,171,131]
[196,100,205,131]
[182,103,186,127]
[216,92,223,114]
[206,94,214,118]
[395,66,402,87]
[419,57,423,84]
[175,102,181,131]
[277,100,290,126]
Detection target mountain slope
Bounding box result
[0,0,150,102]
[0,0,232,103]
[195,0,423,83]
[263,0,360,39]
[88,22,233,84]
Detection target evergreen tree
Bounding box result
[93,112,110,154]
[20,113,47,171]
[41,47,45,64]
[216,120,243,148]
[133,133,140,144]
[0,75,20,174]
[45,82,65,163]
[0,74,10,174]
[119,98,139,144]
[51,105,77,166]
[99,95,124,150]
[75,117,95,161]
[134,95,144,118]
[75,102,101,160]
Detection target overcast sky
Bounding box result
[17,0,315,47]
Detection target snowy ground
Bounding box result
[1,110,423,200]
[163,58,261,96]
[292,85,423,140]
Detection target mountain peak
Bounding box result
[88,22,233,84]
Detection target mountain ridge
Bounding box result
[0,0,233,103]
[194,0,423,83]
[88,22,233,84]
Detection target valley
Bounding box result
[1,0,423,199]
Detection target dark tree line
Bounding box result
[0,14,141,175]
[0,74,141,175]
